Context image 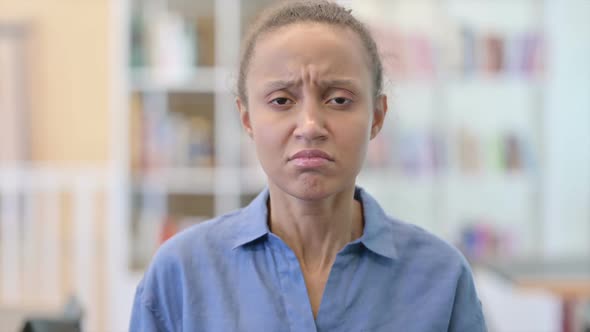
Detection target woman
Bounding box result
[130,1,487,331]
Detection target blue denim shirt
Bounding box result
[130,187,486,331]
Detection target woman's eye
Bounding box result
[327,97,352,105]
[270,97,292,105]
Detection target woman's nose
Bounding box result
[293,101,328,142]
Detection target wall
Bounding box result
[0,2,110,331]
[0,0,109,163]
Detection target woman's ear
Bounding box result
[236,98,253,138]
[370,94,388,139]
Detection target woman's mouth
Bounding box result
[289,149,334,167]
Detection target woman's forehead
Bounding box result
[247,22,371,88]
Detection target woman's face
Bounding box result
[238,23,387,201]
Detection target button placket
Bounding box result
[269,234,318,332]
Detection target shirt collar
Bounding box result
[230,186,398,260]
[229,188,271,249]
[354,186,398,260]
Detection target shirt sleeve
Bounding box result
[129,282,169,332]
[448,262,488,332]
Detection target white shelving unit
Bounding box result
[130,66,217,92]
[122,0,246,270]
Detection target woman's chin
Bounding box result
[292,187,332,201]
[273,175,350,202]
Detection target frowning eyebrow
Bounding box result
[262,78,360,94]
[263,80,300,92]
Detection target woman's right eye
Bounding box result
[269,97,293,106]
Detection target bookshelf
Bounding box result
[121,0,547,269]
[125,0,243,269]
[353,0,544,260]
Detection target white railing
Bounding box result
[0,166,108,332]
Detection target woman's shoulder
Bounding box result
[137,209,247,289]
[132,208,249,328]
[359,187,468,269]
[385,216,470,270]
[152,208,245,263]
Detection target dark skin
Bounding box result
[237,22,388,318]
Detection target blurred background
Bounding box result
[0,0,588,331]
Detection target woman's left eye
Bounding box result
[327,97,352,105]
[270,97,292,105]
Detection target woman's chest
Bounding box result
[179,255,455,332]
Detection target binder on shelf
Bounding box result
[482,34,504,75]
[457,127,482,174]
[461,26,478,77]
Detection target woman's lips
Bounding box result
[289,149,334,168]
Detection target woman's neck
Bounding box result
[267,184,364,273]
